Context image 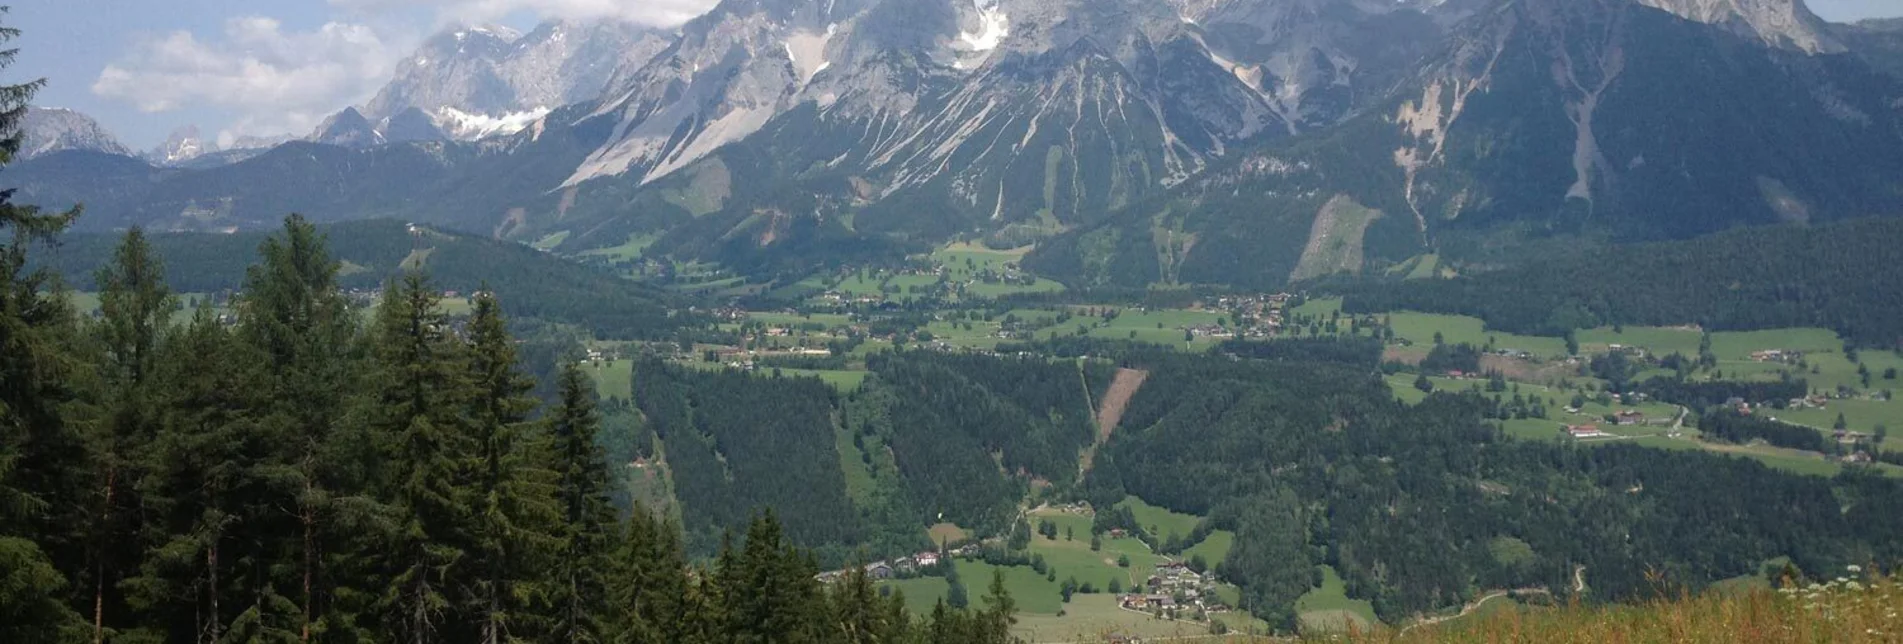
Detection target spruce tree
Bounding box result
[828,560,911,643]
[611,507,696,644]
[82,227,176,639]
[464,293,558,643]
[123,305,276,641]
[0,12,87,638]
[236,214,362,639]
[548,363,618,641]
[715,513,824,643]
[369,273,475,643]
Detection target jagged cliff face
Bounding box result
[1390,0,1900,231]
[16,108,132,160]
[363,21,671,140]
[559,0,1293,236]
[1022,0,1903,289]
[1633,0,1843,53]
[14,0,1903,282]
[1168,0,1451,130]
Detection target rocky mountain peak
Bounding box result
[311,107,385,148]
[16,107,132,160]
[1632,0,1844,53]
[148,125,212,166]
[363,19,670,141]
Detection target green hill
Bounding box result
[37,219,691,339]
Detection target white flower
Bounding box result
[1848,565,1863,573]
[1848,581,1865,591]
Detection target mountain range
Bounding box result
[8,0,1903,290]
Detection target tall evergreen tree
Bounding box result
[236,214,363,640]
[82,228,176,639]
[0,9,87,639]
[464,293,558,643]
[610,508,696,644]
[715,512,825,643]
[122,305,277,642]
[827,562,912,644]
[547,363,618,641]
[369,273,475,643]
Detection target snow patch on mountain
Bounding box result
[955,0,1010,69]
[436,106,552,139]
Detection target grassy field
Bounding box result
[1770,399,1896,435]
[746,311,855,328]
[884,560,1067,615]
[581,359,634,401]
[576,234,658,263]
[927,523,969,546]
[1024,308,1230,351]
[880,576,951,616]
[933,242,1029,275]
[1118,496,1203,543]
[1027,508,1164,594]
[1013,594,1227,642]
[924,319,1005,350]
[531,231,570,251]
[1296,565,1380,632]
[1180,531,1235,567]
[1576,326,1703,357]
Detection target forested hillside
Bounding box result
[34,219,688,338]
[630,360,864,556]
[617,351,1115,561]
[1336,218,1903,348]
[1081,352,1903,628]
[0,210,1022,643]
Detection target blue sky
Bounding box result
[7,0,714,149]
[6,0,1902,151]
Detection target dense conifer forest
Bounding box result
[1336,218,1903,347]
[1080,352,1903,628]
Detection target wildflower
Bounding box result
[1848,581,1865,591]
[1848,565,1863,573]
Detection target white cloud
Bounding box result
[330,0,719,28]
[90,17,402,141]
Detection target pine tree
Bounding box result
[81,228,176,639]
[0,12,88,638]
[548,363,620,641]
[369,273,475,643]
[463,292,559,643]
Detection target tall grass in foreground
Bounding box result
[1317,568,1903,644]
